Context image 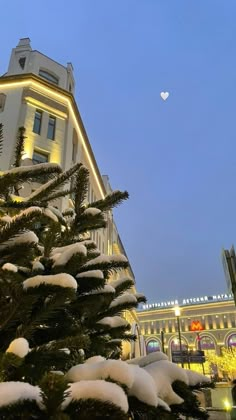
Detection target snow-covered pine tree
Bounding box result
[0,126,211,419]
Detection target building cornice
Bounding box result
[0,73,106,198]
[138,299,235,316]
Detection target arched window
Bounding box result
[39,69,59,85]
[228,333,236,347]
[199,335,215,355]
[171,337,188,352]
[146,339,160,354]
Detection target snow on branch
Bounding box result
[51,243,87,267]
[184,369,211,386]
[2,262,18,272]
[62,380,128,413]
[84,254,127,268]
[127,351,168,367]
[23,273,77,290]
[89,285,115,295]
[109,293,137,308]
[110,277,134,289]
[76,270,104,279]
[2,162,61,176]
[66,359,134,389]
[144,360,190,406]
[83,207,101,216]
[0,231,39,249]
[128,364,158,407]
[6,338,30,358]
[51,243,87,257]
[97,316,129,328]
[0,382,42,408]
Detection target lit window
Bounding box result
[39,69,59,85]
[33,110,42,134]
[47,116,56,140]
[32,150,49,165]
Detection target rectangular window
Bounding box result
[39,69,59,85]
[47,116,56,140]
[32,150,49,165]
[33,110,42,134]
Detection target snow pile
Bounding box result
[66,359,134,389]
[23,273,77,290]
[51,243,87,267]
[62,380,128,413]
[128,364,158,407]
[127,351,168,367]
[6,338,30,358]
[109,293,137,308]
[2,263,18,272]
[0,382,42,408]
[83,207,101,216]
[76,270,104,279]
[144,360,189,405]
[97,316,129,328]
[89,285,115,295]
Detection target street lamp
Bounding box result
[174,306,184,368]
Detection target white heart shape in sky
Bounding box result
[160,92,169,101]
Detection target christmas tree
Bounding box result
[0,125,211,419]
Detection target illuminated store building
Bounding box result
[138,294,236,370]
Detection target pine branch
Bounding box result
[99,300,139,318]
[27,162,82,203]
[0,163,62,198]
[73,212,106,234]
[73,165,89,216]
[14,126,26,168]
[90,190,129,212]
[41,187,76,203]
[112,278,135,296]
[0,208,42,244]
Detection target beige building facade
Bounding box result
[0,37,120,256]
[138,294,236,372]
[0,38,141,354]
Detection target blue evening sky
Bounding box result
[1,1,236,302]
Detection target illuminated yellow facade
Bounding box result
[138,294,236,373]
[0,38,142,356]
[0,38,111,255]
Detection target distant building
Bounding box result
[138,293,236,372]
